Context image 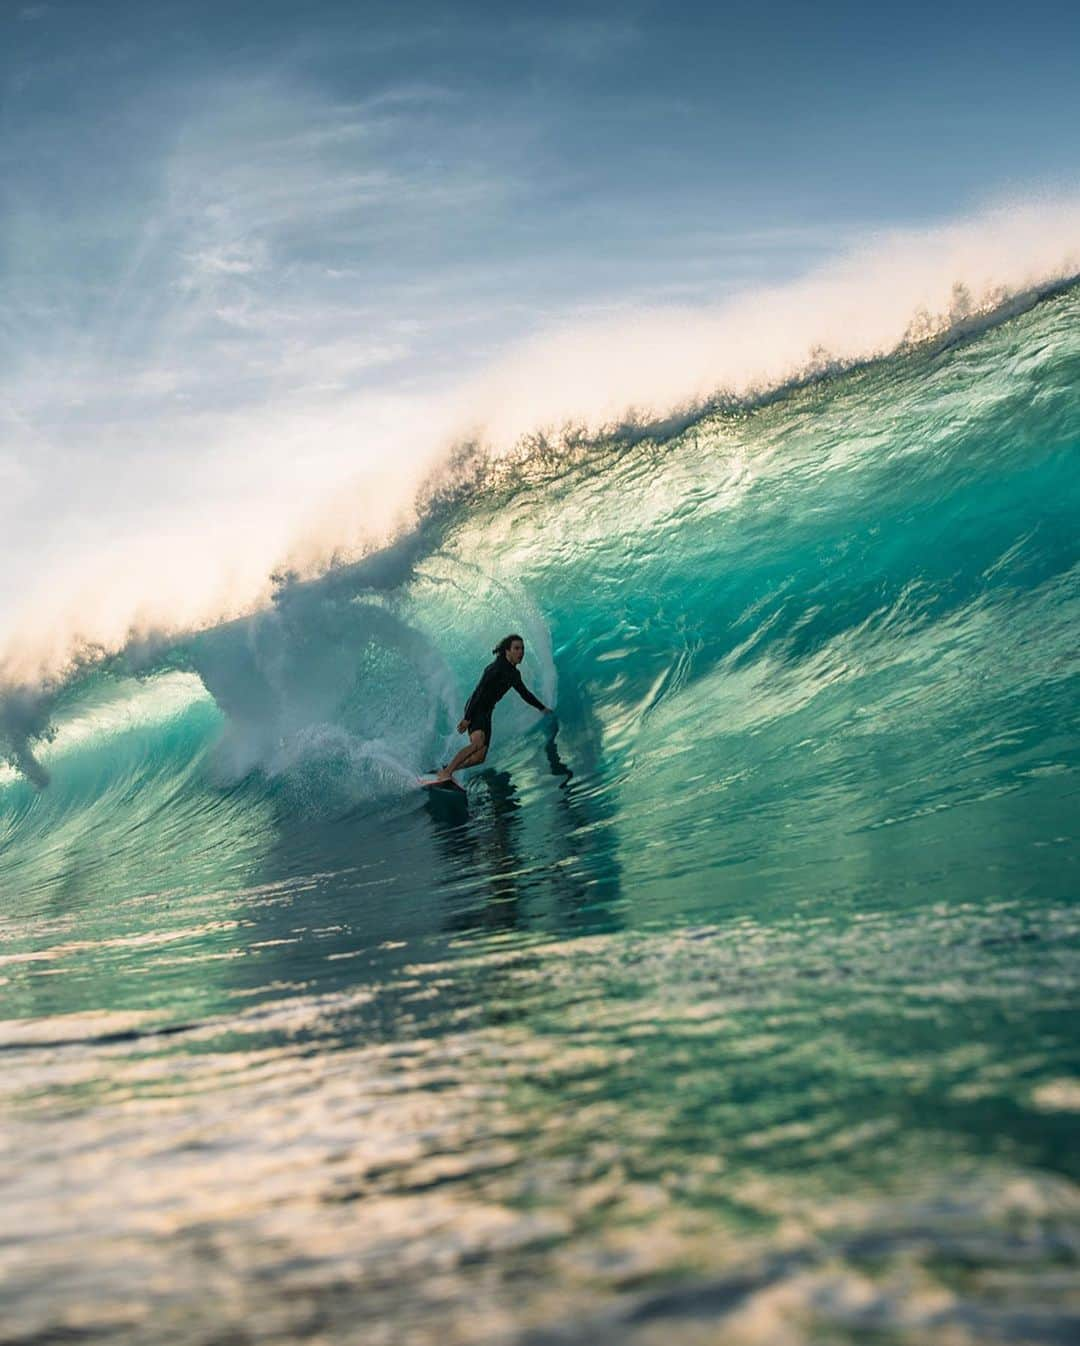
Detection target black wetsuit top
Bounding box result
[463,656,545,739]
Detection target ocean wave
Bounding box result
[1,275,1078,920]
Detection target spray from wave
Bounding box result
[2,194,1078,708]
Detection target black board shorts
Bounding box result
[468,713,493,746]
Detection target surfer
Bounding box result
[434,634,550,783]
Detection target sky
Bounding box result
[1,0,1079,674]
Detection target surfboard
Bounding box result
[419,777,467,796]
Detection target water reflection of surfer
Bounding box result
[435,634,551,783]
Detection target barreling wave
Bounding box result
[2,278,1079,915]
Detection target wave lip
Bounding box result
[3,196,1080,697]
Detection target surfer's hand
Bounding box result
[457,719,469,734]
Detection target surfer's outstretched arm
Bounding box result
[511,668,549,713]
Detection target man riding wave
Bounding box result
[433,633,551,783]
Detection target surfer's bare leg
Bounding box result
[437,730,488,781]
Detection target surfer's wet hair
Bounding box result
[493,633,524,656]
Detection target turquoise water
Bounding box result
[2,287,1079,1344]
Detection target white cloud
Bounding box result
[184,242,267,279]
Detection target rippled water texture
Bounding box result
[2,289,1079,1343]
